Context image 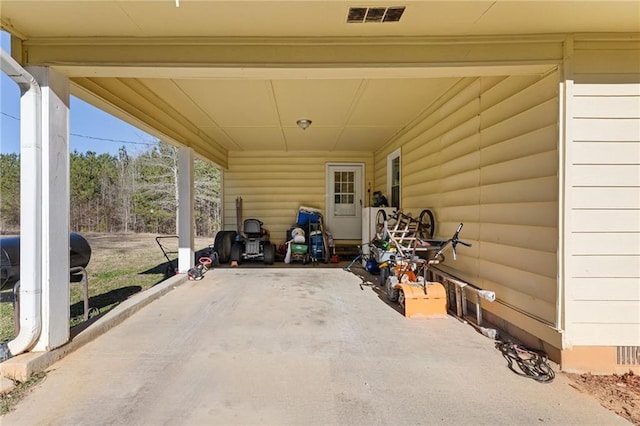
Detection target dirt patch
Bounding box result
[564,371,640,425]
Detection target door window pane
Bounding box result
[334,171,356,216]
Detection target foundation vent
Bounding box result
[617,346,640,365]
[347,6,406,23]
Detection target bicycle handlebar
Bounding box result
[385,222,471,268]
[455,222,463,234]
[430,222,472,262]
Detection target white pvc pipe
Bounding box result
[0,49,43,359]
[477,290,496,302]
[431,267,496,303]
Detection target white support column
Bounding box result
[29,67,71,351]
[177,147,194,273]
[4,53,43,358]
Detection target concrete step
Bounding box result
[333,244,360,258]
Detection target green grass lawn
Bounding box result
[0,233,213,343]
[1,259,165,343]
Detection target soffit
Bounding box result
[2,1,638,38]
[1,1,637,160]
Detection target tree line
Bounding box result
[0,141,221,236]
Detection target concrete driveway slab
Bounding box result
[2,268,629,425]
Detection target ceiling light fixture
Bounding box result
[296,119,312,130]
[175,0,180,7]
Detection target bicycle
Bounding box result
[381,223,471,316]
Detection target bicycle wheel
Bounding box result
[375,209,388,240]
[418,209,435,239]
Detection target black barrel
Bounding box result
[0,233,91,290]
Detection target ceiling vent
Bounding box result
[347,6,406,23]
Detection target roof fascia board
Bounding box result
[52,64,557,80]
[22,34,568,46]
[20,35,566,69]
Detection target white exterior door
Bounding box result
[326,164,363,240]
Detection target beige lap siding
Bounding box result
[224,151,373,245]
[564,38,640,347]
[375,72,561,347]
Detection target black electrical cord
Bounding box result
[495,341,556,383]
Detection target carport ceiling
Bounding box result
[114,76,462,152]
[2,1,638,155]
[3,1,636,38]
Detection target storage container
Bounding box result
[310,231,324,259]
[290,243,308,254]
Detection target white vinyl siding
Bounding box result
[224,151,373,244]
[376,72,561,346]
[564,38,640,347]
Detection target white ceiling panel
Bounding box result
[283,126,344,151]
[148,76,465,152]
[4,1,637,39]
[222,127,286,151]
[2,2,138,37]
[272,79,363,127]
[336,126,401,151]
[199,126,240,150]
[348,78,459,126]
[122,1,351,37]
[176,80,279,127]
[477,2,640,34]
